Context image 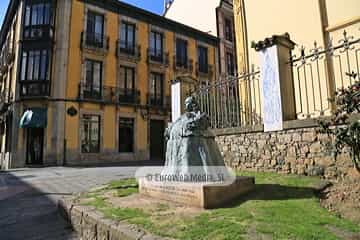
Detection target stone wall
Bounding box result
[214,121,354,180]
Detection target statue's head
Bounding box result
[184,96,199,112]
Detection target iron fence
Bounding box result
[290,29,360,119]
[194,66,261,129]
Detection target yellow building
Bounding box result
[234,0,360,120]
[0,0,218,169]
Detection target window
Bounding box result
[149,72,164,105]
[84,59,102,99]
[82,115,100,153]
[149,31,163,62]
[119,66,135,102]
[21,49,51,81]
[176,38,188,67]
[197,46,208,73]
[119,118,134,153]
[86,11,104,47]
[24,3,52,39]
[226,52,235,76]
[120,22,135,54]
[224,18,233,42]
[25,3,52,26]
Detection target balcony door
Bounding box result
[149,31,163,62]
[86,11,104,47]
[149,72,164,106]
[120,22,135,54]
[176,38,188,67]
[84,59,102,99]
[119,66,135,103]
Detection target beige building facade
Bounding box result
[166,0,237,78]
[234,0,360,119]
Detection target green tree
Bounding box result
[319,74,360,172]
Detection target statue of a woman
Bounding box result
[163,96,227,177]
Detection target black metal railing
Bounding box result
[196,63,213,77]
[147,49,169,66]
[193,67,262,129]
[174,56,194,72]
[78,83,141,105]
[147,93,171,109]
[81,32,109,50]
[19,81,50,97]
[0,89,12,103]
[118,88,141,104]
[290,29,360,119]
[23,25,54,41]
[116,40,141,60]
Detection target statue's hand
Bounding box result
[164,123,172,140]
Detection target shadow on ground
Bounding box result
[0,171,77,240]
[224,183,317,208]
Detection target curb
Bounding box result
[58,197,168,240]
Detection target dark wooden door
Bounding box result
[150,120,165,162]
[26,128,44,165]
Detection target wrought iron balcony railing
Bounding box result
[147,49,169,66]
[196,63,213,77]
[81,32,109,51]
[174,56,194,72]
[147,93,171,109]
[23,25,55,41]
[19,81,50,98]
[78,83,140,105]
[116,40,141,61]
[0,89,13,103]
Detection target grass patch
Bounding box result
[80,172,360,240]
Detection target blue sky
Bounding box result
[0,0,164,27]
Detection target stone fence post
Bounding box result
[253,33,297,132]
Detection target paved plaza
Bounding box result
[0,166,139,240]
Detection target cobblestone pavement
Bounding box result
[0,166,140,240]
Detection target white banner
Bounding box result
[259,45,283,132]
[171,82,181,122]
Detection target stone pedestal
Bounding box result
[139,176,255,209]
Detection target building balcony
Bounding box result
[81,32,109,52]
[147,93,171,110]
[0,89,12,114]
[196,63,214,78]
[19,81,50,98]
[116,40,141,62]
[147,49,169,67]
[78,83,141,105]
[174,57,194,73]
[23,25,55,41]
[0,89,12,103]
[0,62,8,75]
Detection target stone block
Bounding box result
[139,177,255,209]
[310,142,322,153]
[82,212,98,240]
[307,166,325,176]
[70,206,83,234]
[302,132,316,142]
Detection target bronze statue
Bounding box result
[163,96,227,177]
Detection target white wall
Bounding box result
[165,0,220,36]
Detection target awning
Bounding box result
[20,108,47,128]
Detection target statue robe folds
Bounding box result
[163,110,227,177]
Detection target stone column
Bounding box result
[253,33,296,132]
